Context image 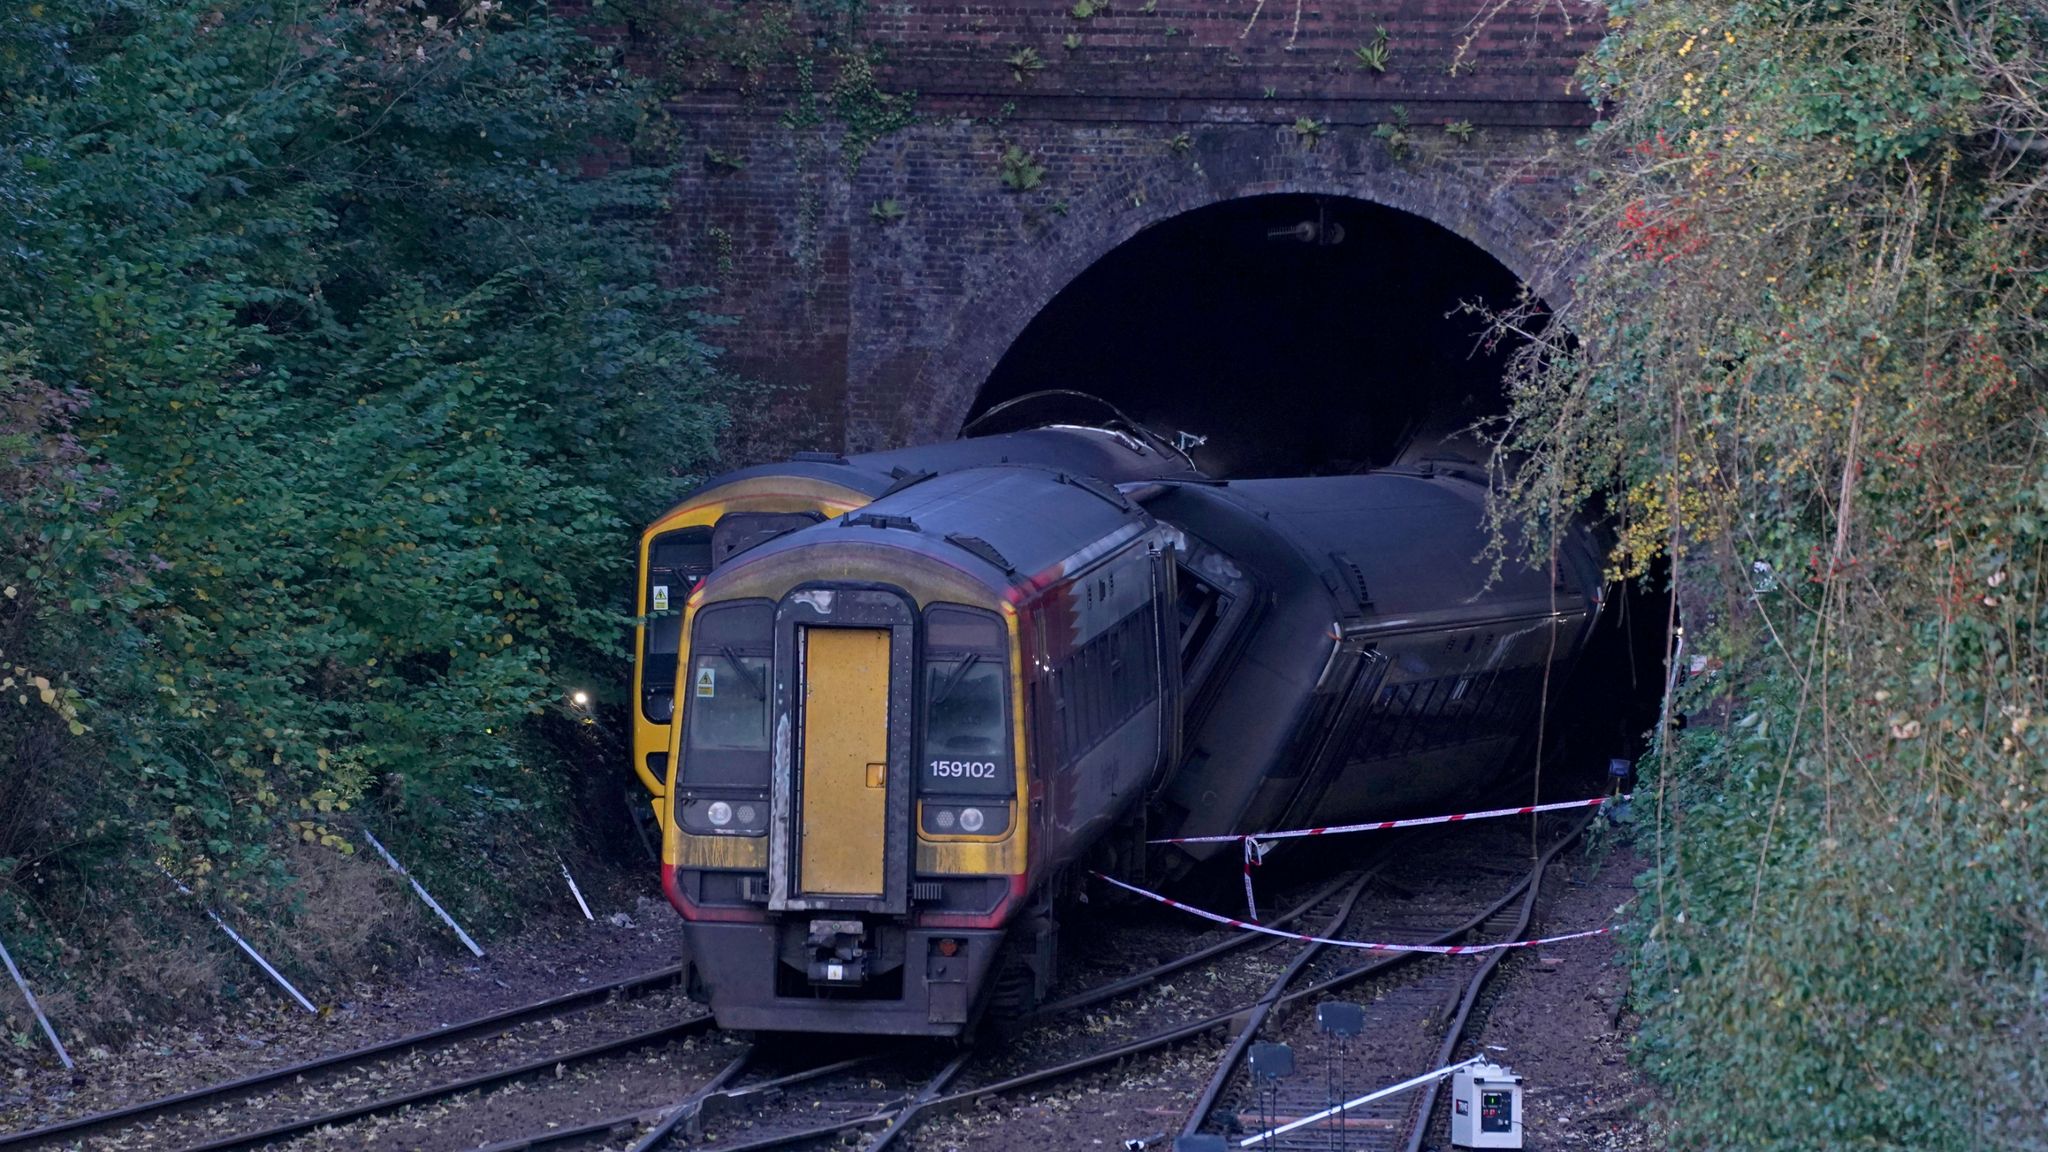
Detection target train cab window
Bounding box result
[922,606,1012,797]
[643,527,712,723]
[681,600,773,786]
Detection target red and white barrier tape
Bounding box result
[1093,871,1611,955]
[1152,793,1629,846]
[1240,837,1272,920]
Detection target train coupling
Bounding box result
[804,918,870,985]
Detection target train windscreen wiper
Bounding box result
[721,645,768,701]
[932,653,981,707]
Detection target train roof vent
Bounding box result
[944,533,1018,576]
[1330,551,1375,612]
[880,467,936,497]
[844,512,920,532]
[1056,471,1133,511]
[792,450,850,465]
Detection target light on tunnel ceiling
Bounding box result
[1266,200,1346,246]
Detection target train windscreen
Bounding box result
[681,600,774,787]
[643,527,712,722]
[921,606,1012,800]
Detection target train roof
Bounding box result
[650,426,1200,528]
[1221,474,1548,617]
[712,465,1154,597]
[1144,471,1598,624]
[857,426,1200,484]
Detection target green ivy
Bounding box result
[1485,1,2048,1146]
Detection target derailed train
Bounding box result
[632,414,1605,1036]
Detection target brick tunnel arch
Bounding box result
[881,135,1566,462]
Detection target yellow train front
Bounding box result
[661,465,1177,1035]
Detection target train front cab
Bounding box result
[631,469,881,804]
[662,563,1027,1035]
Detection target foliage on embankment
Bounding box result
[1,0,726,1033]
[1489,1,2048,1146]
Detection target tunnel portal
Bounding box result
[969,194,1535,479]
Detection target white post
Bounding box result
[160,869,317,1014]
[560,859,594,920]
[0,931,73,1070]
[361,830,486,958]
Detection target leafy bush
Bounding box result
[1486,1,2048,1146]
[0,0,728,1030]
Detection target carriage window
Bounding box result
[682,600,773,785]
[923,606,1012,796]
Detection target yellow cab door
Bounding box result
[797,626,892,896]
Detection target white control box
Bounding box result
[1450,1061,1523,1148]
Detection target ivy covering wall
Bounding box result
[1,0,728,1029]
[1487,1,2048,1146]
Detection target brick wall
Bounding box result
[660,1,1604,453]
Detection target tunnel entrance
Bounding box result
[972,190,1673,833]
[970,194,1533,478]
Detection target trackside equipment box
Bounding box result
[1450,1061,1523,1148]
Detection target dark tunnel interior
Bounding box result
[973,192,1673,806]
[971,193,1534,478]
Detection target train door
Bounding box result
[797,626,892,896]
[769,586,915,916]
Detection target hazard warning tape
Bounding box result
[1161,793,1630,918]
[1092,871,1612,955]
[1151,793,1629,846]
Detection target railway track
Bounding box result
[596,819,1588,1152]
[1,963,713,1152]
[1184,814,1593,1151]
[5,815,1597,1152]
[479,816,1593,1152]
[0,869,1335,1152]
[581,868,1378,1152]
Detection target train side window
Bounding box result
[1049,604,1162,762]
[923,605,1013,797]
[681,600,774,787]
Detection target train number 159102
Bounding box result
[927,760,1000,780]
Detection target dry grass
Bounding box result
[0,842,436,1052]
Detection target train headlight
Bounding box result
[647,692,674,722]
[920,802,1009,837]
[681,796,765,835]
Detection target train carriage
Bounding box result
[1139,466,1605,858]
[662,466,1182,1034]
